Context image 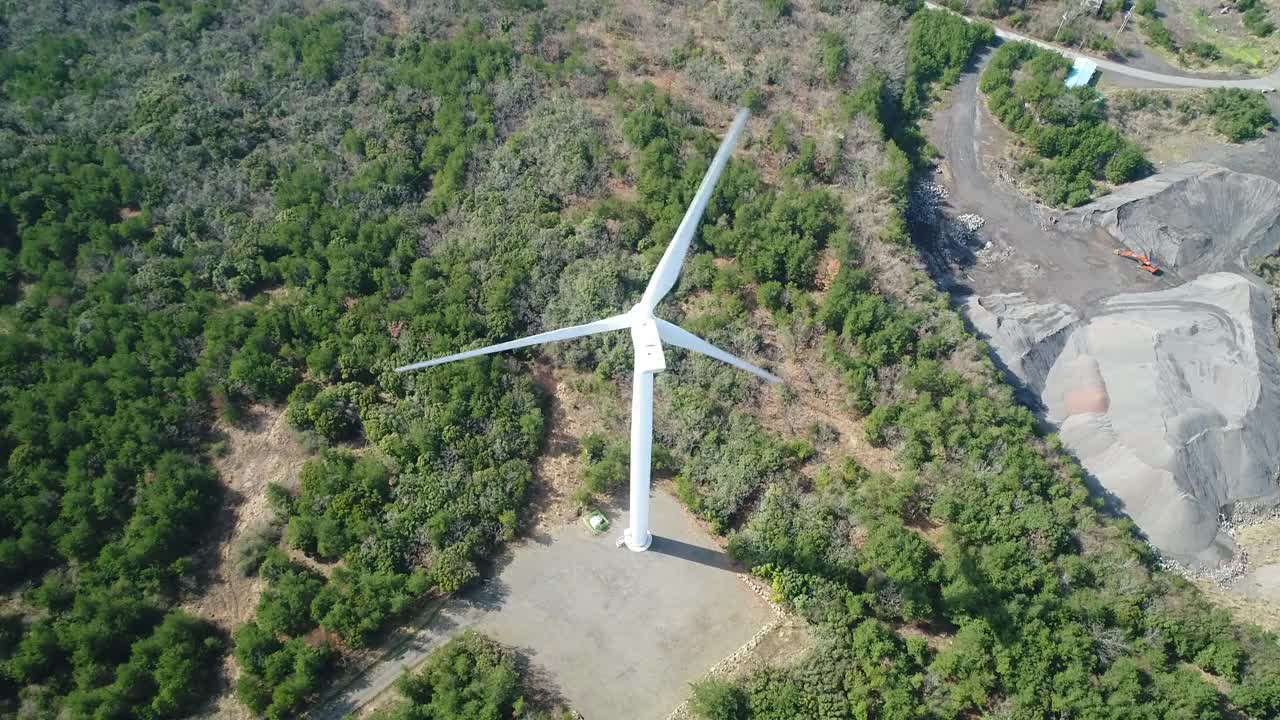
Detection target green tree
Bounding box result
[1105,143,1150,184]
[690,678,749,720]
[256,551,325,637]
[1203,88,1275,142]
[371,632,529,720]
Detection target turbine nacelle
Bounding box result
[628,314,667,375]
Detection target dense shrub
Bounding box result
[980,42,1151,205]
[676,415,793,533]
[256,551,325,637]
[690,679,750,720]
[822,32,848,85]
[233,624,334,720]
[369,631,573,720]
[1187,41,1221,60]
[0,6,581,714]
[903,9,994,118]
[267,9,350,82]
[1243,6,1276,37]
[234,524,283,577]
[573,432,630,505]
[1202,88,1276,141]
[1142,16,1177,51]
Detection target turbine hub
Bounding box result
[629,316,667,374]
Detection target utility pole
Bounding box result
[1115,7,1134,38]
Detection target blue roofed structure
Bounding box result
[1065,57,1098,88]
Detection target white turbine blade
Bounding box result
[655,319,780,383]
[639,108,751,310]
[395,313,631,373]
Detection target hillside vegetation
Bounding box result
[980,42,1150,206]
[0,2,1277,720]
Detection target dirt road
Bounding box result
[921,48,1169,312]
[923,2,1280,91]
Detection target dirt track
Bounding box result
[920,48,1171,313]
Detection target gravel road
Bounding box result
[923,2,1280,91]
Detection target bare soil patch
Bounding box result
[526,365,627,533]
[1194,518,1280,631]
[751,308,900,477]
[1063,383,1110,415]
[185,405,311,720]
[186,405,309,630]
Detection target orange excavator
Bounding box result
[1114,249,1160,275]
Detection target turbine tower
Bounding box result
[395,108,779,552]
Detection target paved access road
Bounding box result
[923,2,1280,90]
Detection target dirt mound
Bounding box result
[1075,163,1280,277]
[964,293,1079,394]
[1042,273,1280,567]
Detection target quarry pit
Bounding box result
[922,54,1280,583]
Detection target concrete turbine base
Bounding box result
[620,528,653,552]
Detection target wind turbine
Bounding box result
[395,108,779,552]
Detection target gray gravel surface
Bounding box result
[311,491,775,720]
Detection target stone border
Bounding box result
[663,574,787,720]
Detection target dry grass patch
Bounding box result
[1193,518,1280,632]
[527,365,628,532]
[753,319,899,478]
[1102,88,1247,166]
[186,405,309,631]
[184,406,311,720]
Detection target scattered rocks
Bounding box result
[908,181,948,225]
[956,213,985,233]
[916,181,948,204]
[1228,500,1280,528]
[1157,548,1250,586]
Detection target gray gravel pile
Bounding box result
[1046,274,1280,566]
[964,293,1078,393]
[1074,163,1280,278]
[961,163,1280,571]
[967,273,1280,568]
